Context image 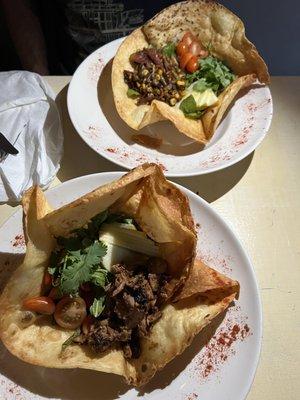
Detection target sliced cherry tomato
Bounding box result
[176,41,188,57]
[186,55,199,73]
[43,271,52,287]
[189,41,203,56]
[23,296,55,315]
[54,297,87,330]
[181,31,195,47]
[82,315,95,335]
[179,52,193,69]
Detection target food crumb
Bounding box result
[106,147,117,153]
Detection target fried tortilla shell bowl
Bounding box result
[112,0,270,144]
[0,164,239,386]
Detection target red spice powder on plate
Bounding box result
[195,321,251,379]
[11,234,25,248]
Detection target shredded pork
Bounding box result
[78,259,170,359]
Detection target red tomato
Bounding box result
[179,52,193,69]
[176,41,188,56]
[54,297,87,330]
[23,296,55,315]
[43,271,52,287]
[186,56,199,73]
[82,315,95,335]
[181,31,195,47]
[189,41,203,56]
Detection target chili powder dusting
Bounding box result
[194,320,251,380]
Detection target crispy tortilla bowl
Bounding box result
[112,0,269,144]
[0,164,239,386]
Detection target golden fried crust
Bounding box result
[143,0,269,83]
[0,164,238,386]
[112,1,269,143]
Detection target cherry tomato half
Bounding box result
[186,55,199,73]
[54,297,87,330]
[181,31,195,47]
[179,52,193,69]
[23,296,55,315]
[176,41,188,57]
[189,41,203,56]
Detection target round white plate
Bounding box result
[0,172,261,400]
[67,38,272,177]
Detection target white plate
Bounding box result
[0,172,261,400]
[67,38,272,177]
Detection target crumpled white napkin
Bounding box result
[0,71,63,203]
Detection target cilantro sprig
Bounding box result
[58,241,107,295]
[186,56,235,94]
[48,211,113,296]
[48,211,133,316]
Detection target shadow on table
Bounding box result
[55,84,125,183]
[173,151,254,203]
[55,81,254,203]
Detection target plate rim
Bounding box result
[67,38,273,178]
[0,171,262,399]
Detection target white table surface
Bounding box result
[0,76,299,400]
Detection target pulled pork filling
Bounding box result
[75,259,170,359]
[124,48,186,106]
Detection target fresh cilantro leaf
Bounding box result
[90,297,105,318]
[61,328,81,351]
[186,56,235,94]
[162,42,176,57]
[59,241,107,294]
[127,88,139,99]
